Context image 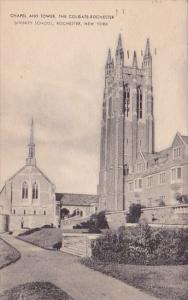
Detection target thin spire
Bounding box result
[111,58,114,68]
[115,33,124,65]
[30,118,34,145]
[106,48,111,64]
[132,51,138,68]
[117,33,123,50]
[26,118,36,166]
[144,38,151,57]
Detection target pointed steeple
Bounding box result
[26,118,36,166]
[132,51,138,68]
[115,33,124,65]
[106,48,112,65]
[111,58,114,68]
[144,38,151,57]
[142,38,152,69]
[117,33,123,51]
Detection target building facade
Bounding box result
[98,34,188,223]
[56,193,98,218]
[0,120,59,232]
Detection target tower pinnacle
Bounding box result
[106,48,112,65]
[115,33,124,65]
[132,50,138,68]
[144,38,151,57]
[26,118,36,166]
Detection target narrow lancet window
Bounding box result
[124,85,130,117]
[22,182,28,199]
[137,87,143,119]
[32,182,38,199]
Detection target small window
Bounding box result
[171,168,176,181]
[128,182,133,192]
[24,210,26,215]
[171,167,182,182]
[177,167,182,179]
[44,211,46,215]
[159,172,166,184]
[124,164,129,176]
[173,147,181,159]
[13,209,15,214]
[138,179,142,189]
[34,210,36,215]
[147,176,153,188]
[135,178,142,190]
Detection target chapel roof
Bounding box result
[56,193,99,206]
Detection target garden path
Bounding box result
[0,234,159,300]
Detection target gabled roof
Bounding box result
[172,132,188,148]
[5,164,54,186]
[56,193,99,206]
[181,135,188,145]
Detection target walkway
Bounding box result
[0,234,159,300]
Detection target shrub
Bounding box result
[53,241,62,250]
[74,211,109,233]
[176,194,188,204]
[126,203,142,223]
[42,224,52,228]
[91,224,188,265]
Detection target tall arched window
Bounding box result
[137,87,143,119]
[124,85,130,117]
[22,182,28,199]
[32,182,38,199]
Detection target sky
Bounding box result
[0,0,187,194]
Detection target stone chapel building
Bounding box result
[0,120,59,232]
[98,34,188,225]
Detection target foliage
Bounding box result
[126,203,142,223]
[176,194,188,204]
[159,200,165,207]
[0,282,74,300]
[91,224,188,265]
[53,241,62,250]
[74,211,109,233]
[61,208,70,219]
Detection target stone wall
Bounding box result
[105,211,126,230]
[9,214,55,231]
[141,204,188,225]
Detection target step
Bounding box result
[62,245,87,254]
[61,247,86,257]
[63,245,86,251]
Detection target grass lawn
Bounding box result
[0,282,74,300]
[82,258,188,300]
[0,237,20,269]
[18,228,62,250]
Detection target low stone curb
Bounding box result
[0,236,21,270]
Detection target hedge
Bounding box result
[91,223,188,265]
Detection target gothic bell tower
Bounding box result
[98,35,154,212]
